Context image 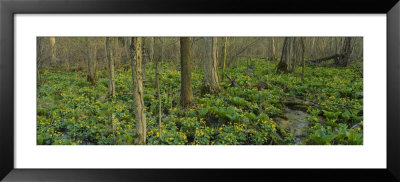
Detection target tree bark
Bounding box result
[311,37,316,59]
[49,37,56,65]
[141,38,147,81]
[124,37,131,65]
[86,38,97,86]
[277,37,304,73]
[277,37,292,73]
[149,37,154,63]
[221,37,228,82]
[105,37,116,97]
[201,37,221,95]
[180,37,194,107]
[130,37,147,145]
[335,37,352,67]
[272,37,276,60]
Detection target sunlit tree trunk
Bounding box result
[105,37,115,97]
[221,37,228,82]
[180,37,194,107]
[49,37,56,65]
[201,37,221,95]
[86,38,97,85]
[130,37,146,145]
[272,37,276,60]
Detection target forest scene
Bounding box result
[37,37,363,145]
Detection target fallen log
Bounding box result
[306,54,341,64]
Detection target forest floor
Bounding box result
[37,58,363,145]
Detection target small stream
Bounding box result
[275,108,309,145]
[274,97,321,145]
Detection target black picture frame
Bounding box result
[1,0,399,181]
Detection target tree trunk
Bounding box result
[130,37,146,145]
[105,37,116,97]
[160,37,164,70]
[124,37,131,65]
[37,38,44,85]
[277,37,304,73]
[201,37,221,95]
[291,38,298,72]
[149,37,154,63]
[335,37,352,67]
[49,37,56,65]
[301,38,306,82]
[180,37,194,107]
[86,38,97,86]
[153,38,162,141]
[311,37,316,59]
[277,37,292,73]
[141,38,147,81]
[221,37,228,82]
[272,37,276,60]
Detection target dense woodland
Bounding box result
[37,37,363,145]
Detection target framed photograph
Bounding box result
[1,0,399,181]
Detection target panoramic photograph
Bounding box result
[36,37,363,145]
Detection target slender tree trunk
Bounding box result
[49,37,56,66]
[291,38,298,72]
[272,37,276,60]
[141,38,147,81]
[180,37,194,107]
[124,37,131,65]
[334,37,338,54]
[86,38,97,86]
[152,37,162,140]
[160,37,164,70]
[221,37,228,82]
[201,37,221,95]
[106,37,116,97]
[37,38,44,83]
[149,37,154,64]
[130,37,146,145]
[311,37,316,59]
[301,38,306,82]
